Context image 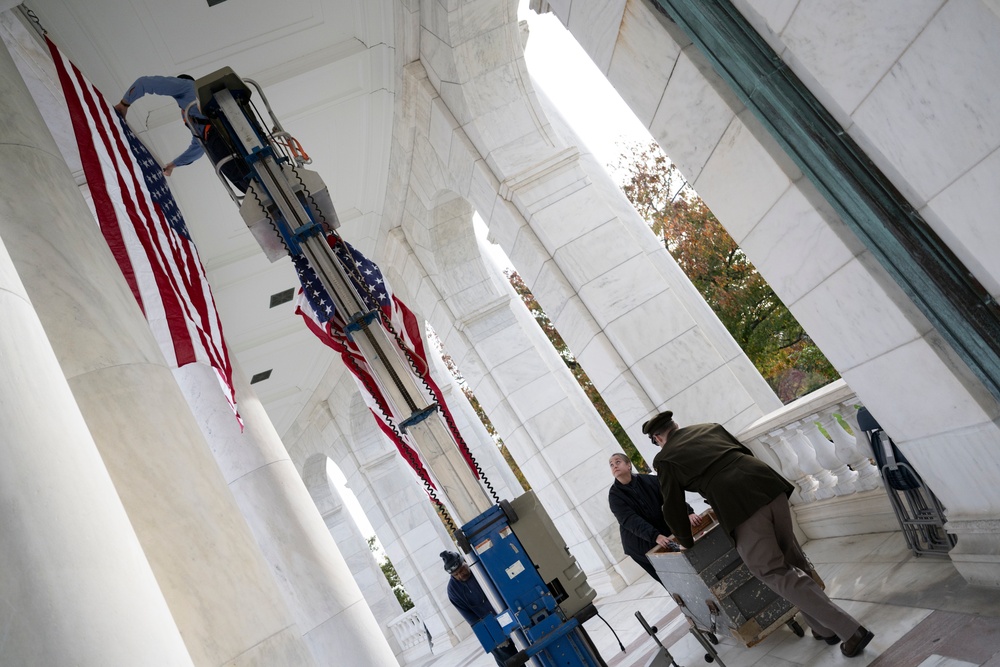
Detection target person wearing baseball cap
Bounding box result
[440,551,517,665]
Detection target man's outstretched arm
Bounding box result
[659,472,694,548]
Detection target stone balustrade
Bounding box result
[737,379,882,502]
[388,608,432,663]
[736,380,894,539]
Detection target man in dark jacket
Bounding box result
[608,453,701,583]
[646,411,874,659]
[441,551,517,666]
[115,75,253,191]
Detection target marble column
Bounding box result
[539,0,1000,587]
[0,38,314,666]
[402,4,781,461]
[301,454,405,658]
[0,236,194,666]
[175,361,399,666]
[449,292,630,592]
[285,371,470,653]
[356,450,468,650]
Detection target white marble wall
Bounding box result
[544,0,1000,585]
[735,0,1000,301]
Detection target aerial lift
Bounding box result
[191,67,607,667]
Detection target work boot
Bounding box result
[841,626,875,658]
[812,630,838,645]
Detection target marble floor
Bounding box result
[412,531,1000,667]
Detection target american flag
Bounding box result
[294,235,480,493]
[48,38,239,423]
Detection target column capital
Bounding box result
[498,146,581,203]
[359,449,403,476]
[454,296,511,337]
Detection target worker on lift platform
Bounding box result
[115,74,252,191]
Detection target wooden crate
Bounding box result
[647,510,798,647]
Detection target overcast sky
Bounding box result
[519,1,654,176]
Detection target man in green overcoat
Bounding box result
[646,411,874,658]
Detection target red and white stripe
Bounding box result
[296,296,441,494]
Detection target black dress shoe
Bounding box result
[841,626,874,657]
[812,629,838,645]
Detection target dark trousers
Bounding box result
[492,639,517,666]
[630,553,665,586]
[204,126,253,193]
[734,494,862,641]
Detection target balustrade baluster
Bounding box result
[808,412,858,495]
[388,608,431,658]
[765,429,818,504]
[837,404,883,492]
[786,422,838,500]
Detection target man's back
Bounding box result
[654,423,792,544]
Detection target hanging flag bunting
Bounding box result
[294,235,483,498]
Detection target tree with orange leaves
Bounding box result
[618,142,838,402]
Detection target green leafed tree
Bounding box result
[618,142,839,402]
[368,536,413,611]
